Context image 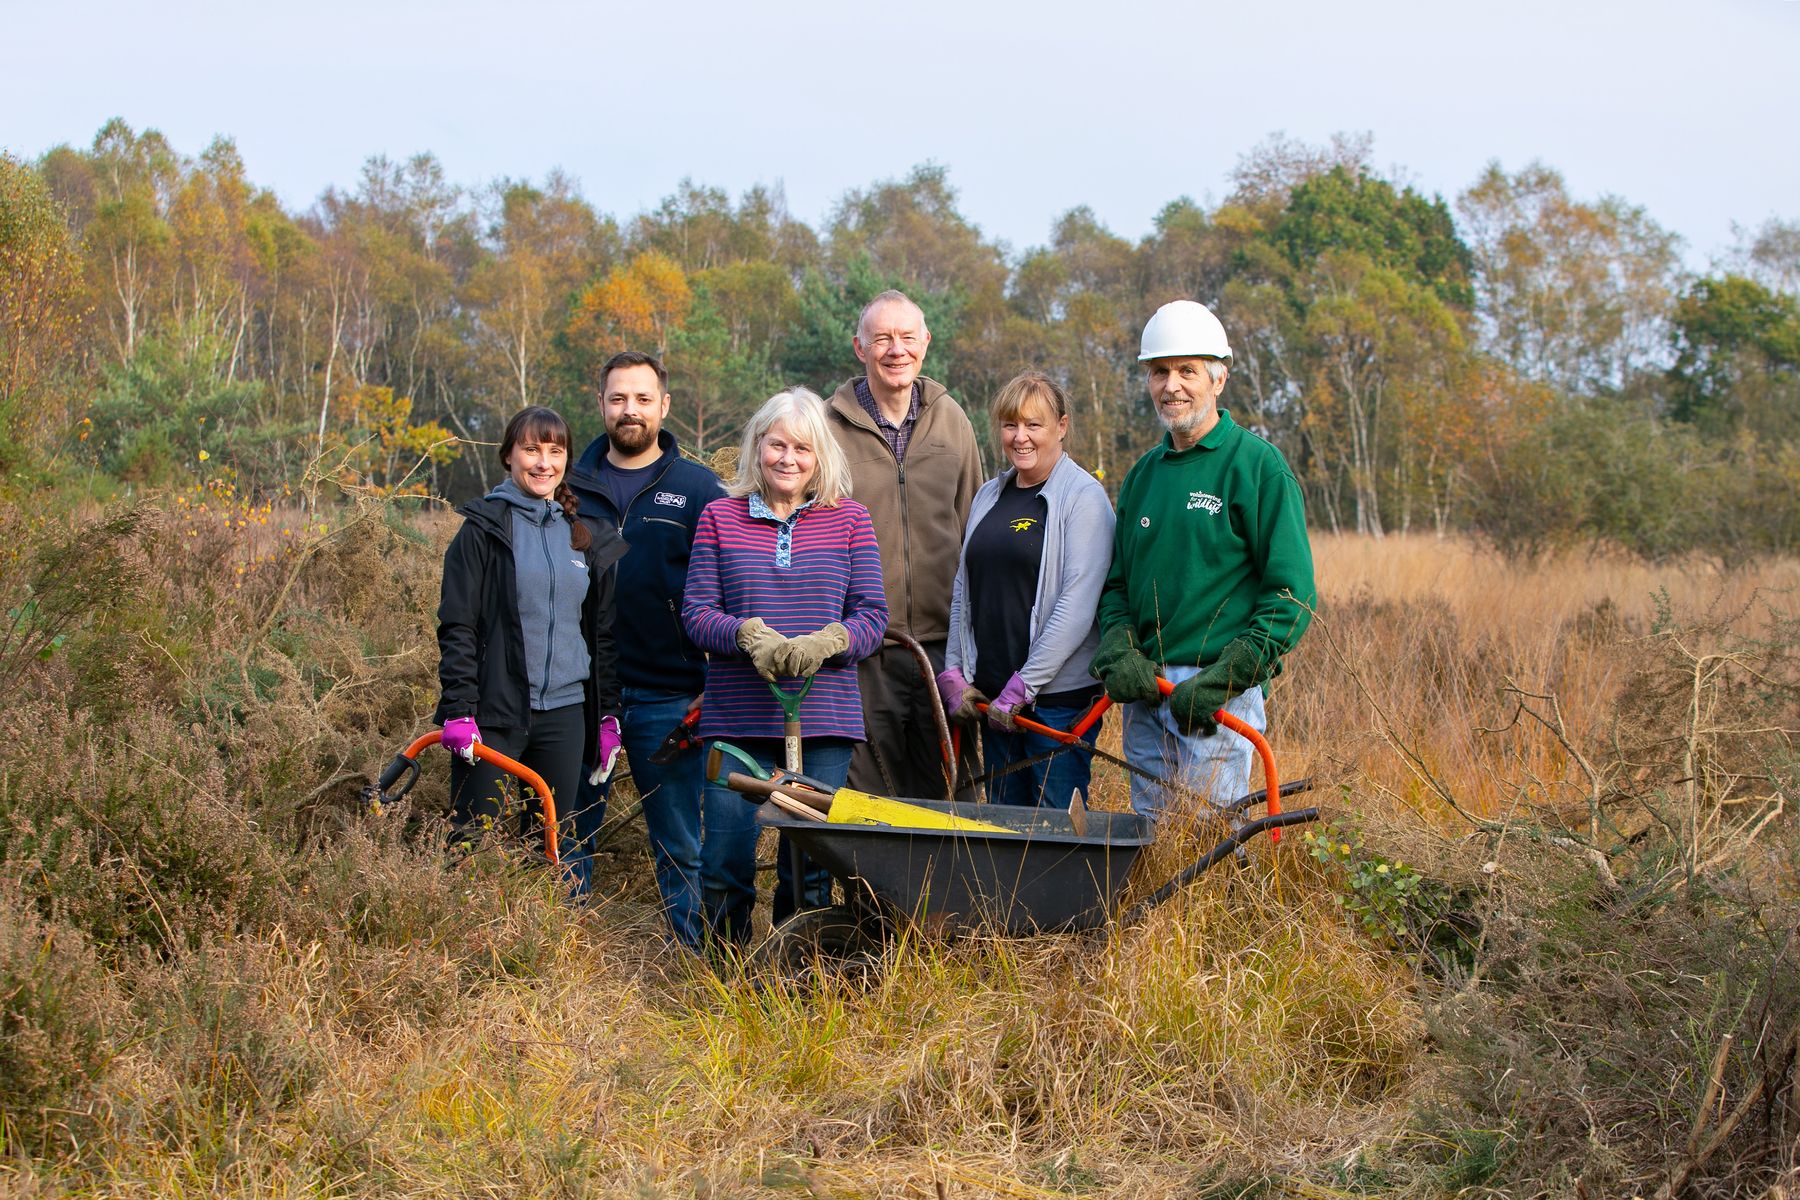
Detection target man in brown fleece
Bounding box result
[827,290,984,799]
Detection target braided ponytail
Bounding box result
[556,482,592,551]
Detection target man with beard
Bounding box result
[1089,301,1316,822]
[827,290,984,801]
[568,351,725,945]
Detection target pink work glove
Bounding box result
[987,673,1031,733]
[591,714,624,785]
[936,667,969,712]
[442,716,481,763]
[937,666,986,722]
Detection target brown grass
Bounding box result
[2,513,1796,1197]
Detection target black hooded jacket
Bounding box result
[433,495,628,768]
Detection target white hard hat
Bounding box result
[1138,300,1232,363]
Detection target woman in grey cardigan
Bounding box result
[936,372,1115,808]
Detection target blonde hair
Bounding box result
[989,370,1071,445]
[728,387,852,507]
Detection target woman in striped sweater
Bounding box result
[683,387,889,945]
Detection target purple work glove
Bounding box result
[987,673,1031,732]
[937,666,986,722]
[936,667,969,713]
[442,716,481,764]
[591,714,624,785]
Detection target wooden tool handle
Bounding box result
[724,771,832,813]
[768,789,828,821]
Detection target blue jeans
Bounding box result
[981,698,1101,809]
[1121,670,1267,824]
[566,688,714,948]
[702,737,852,944]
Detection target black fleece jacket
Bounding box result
[434,495,628,768]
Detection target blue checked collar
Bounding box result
[748,492,815,569]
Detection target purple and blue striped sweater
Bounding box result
[683,495,888,741]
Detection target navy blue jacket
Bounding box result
[567,430,726,694]
[434,496,627,768]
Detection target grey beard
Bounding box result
[1158,408,1202,439]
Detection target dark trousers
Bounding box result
[848,640,976,801]
[570,687,712,946]
[448,703,586,850]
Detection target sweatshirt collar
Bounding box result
[578,427,679,474]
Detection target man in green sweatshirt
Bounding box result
[1089,300,1316,821]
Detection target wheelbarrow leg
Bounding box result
[787,836,806,920]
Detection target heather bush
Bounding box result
[0,886,121,1157]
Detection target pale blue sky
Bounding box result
[5,0,1795,267]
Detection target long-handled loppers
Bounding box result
[977,677,1286,841]
[365,731,563,864]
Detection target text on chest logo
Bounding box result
[1187,490,1223,515]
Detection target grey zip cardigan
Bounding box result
[945,452,1116,702]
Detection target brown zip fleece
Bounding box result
[827,376,985,643]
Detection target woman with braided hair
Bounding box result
[434,406,627,857]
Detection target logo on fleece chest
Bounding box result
[1187,489,1223,515]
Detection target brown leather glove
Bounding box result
[774,623,850,678]
[735,617,789,681]
[953,686,991,724]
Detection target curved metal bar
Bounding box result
[1118,806,1320,925]
[1060,679,1284,840]
[884,631,956,799]
[1212,702,1283,840]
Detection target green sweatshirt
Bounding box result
[1097,409,1316,673]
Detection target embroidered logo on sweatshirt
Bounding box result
[1010,518,1038,533]
[653,491,687,508]
[1187,490,1223,515]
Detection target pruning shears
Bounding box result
[647,701,704,765]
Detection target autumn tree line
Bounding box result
[4,121,1798,562]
